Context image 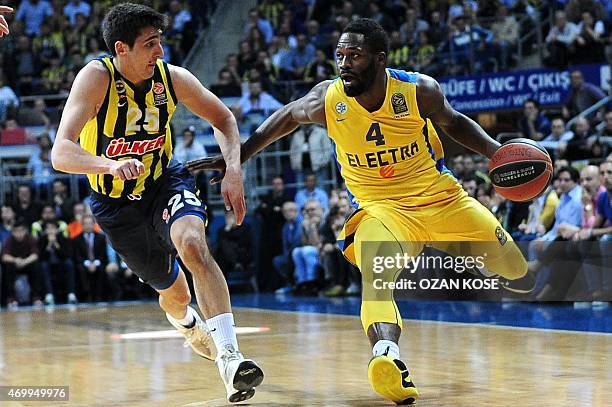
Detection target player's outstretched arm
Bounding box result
[185,80,330,175]
[417,74,500,159]
[52,61,144,180]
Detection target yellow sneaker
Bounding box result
[368,355,419,405]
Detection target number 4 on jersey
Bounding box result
[366,122,385,146]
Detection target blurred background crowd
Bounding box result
[0,0,611,310]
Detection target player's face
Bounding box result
[121,27,164,80]
[336,33,378,97]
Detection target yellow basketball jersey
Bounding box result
[79,57,176,198]
[324,68,460,208]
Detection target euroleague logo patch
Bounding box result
[153,82,168,106]
[495,226,507,246]
[379,165,395,178]
[153,82,165,94]
[391,92,408,115]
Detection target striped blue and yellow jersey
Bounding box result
[79,56,177,198]
[324,68,459,208]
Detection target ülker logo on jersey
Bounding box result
[106,135,165,158]
[379,165,395,178]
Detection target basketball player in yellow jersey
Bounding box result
[188,18,535,405]
[50,3,262,403]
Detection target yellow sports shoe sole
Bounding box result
[368,356,419,405]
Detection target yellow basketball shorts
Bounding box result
[337,192,528,281]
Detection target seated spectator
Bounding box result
[491,5,518,70]
[39,221,77,306]
[540,117,574,155]
[9,35,41,95]
[400,7,429,46]
[290,124,332,184]
[233,80,283,132]
[214,210,254,280]
[1,222,41,308]
[273,201,302,293]
[73,214,108,302]
[444,15,494,75]
[0,72,19,122]
[0,204,16,244]
[528,166,583,298]
[13,184,42,229]
[51,179,75,223]
[32,21,65,66]
[563,116,606,160]
[31,204,68,239]
[167,0,192,33]
[67,202,101,240]
[572,11,606,64]
[544,10,578,69]
[294,172,329,214]
[574,161,612,242]
[15,0,53,36]
[63,0,91,26]
[210,68,242,97]
[513,185,559,241]
[280,33,315,80]
[320,197,359,296]
[255,176,292,291]
[173,126,206,164]
[27,133,56,199]
[562,70,606,121]
[599,109,612,138]
[245,7,273,45]
[412,32,438,76]
[83,37,106,64]
[426,11,448,46]
[387,31,410,69]
[519,99,551,141]
[461,174,479,198]
[303,48,337,85]
[293,199,323,293]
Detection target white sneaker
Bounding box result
[216,345,264,403]
[166,308,215,360]
[44,293,55,306]
[67,293,78,305]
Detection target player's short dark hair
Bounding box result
[342,18,389,55]
[102,3,167,56]
[558,166,580,183]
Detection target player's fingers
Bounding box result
[0,6,13,13]
[222,190,232,211]
[231,193,246,225]
[210,170,225,185]
[134,160,145,174]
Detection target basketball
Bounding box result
[489,138,553,202]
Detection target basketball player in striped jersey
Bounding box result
[188,19,535,405]
[51,3,263,403]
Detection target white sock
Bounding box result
[373,340,400,360]
[206,313,239,353]
[168,305,197,328]
[479,267,497,278]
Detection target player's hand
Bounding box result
[221,165,246,225]
[109,159,145,180]
[0,6,13,37]
[185,155,226,184]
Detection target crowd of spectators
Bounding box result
[0,181,156,309]
[1,1,612,308]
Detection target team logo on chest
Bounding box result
[153,81,168,106]
[336,101,348,115]
[115,80,127,107]
[391,92,409,117]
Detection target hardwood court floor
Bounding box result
[1,301,610,406]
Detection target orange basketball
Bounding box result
[489,138,553,202]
